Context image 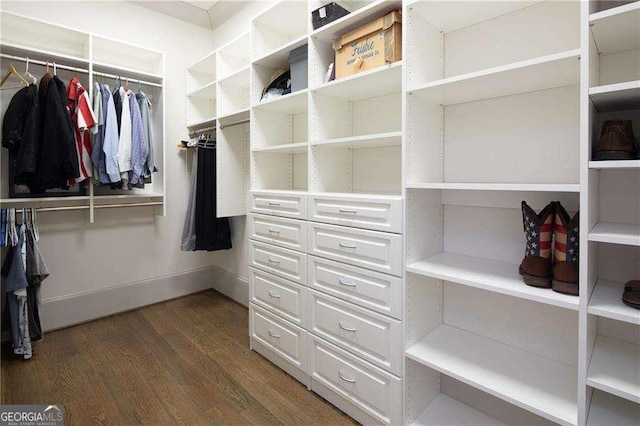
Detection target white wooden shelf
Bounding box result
[587,390,640,426]
[407,253,579,311]
[590,2,640,56]
[252,89,308,113]
[219,65,249,87]
[92,61,163,84]
[252,142,308,154]
[409,0,538,33]
[587,335,640,404]
[218,108,249,126]
[589,81,640,112]
[406,325,578,426]
[188,51,216,75]
[311,131,402,149]
[310,0,402,42]
[408,50,581,106]
[187,81,217,100]
[405,182,581,192]
[0,43,89,69]
[589,279,640,326]
[253,35,308,69]
[187,117,216,129]
[589,222,640,246]
[312,62,402,101]
[589,160,640,170]
[411,393,505,426]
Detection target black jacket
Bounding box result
[1,84,42,190]
[35,74,79,191]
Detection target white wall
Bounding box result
[0,1,241,312]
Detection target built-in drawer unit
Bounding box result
[250,190,307,220]
[250,267,307,327]
[308,193,403,233]
[250,240,307,285]
[308,290,402,376]
[307,222,403,277]
[250,303,306,373]
[308,335,402,426]
[308,256,402,320]
[249,213,307,252]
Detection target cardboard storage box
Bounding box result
[333,10,401,79]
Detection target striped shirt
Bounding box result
[67,77,96,186]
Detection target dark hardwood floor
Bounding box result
[1,290,358,425]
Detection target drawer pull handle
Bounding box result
[338,371,356,383]
[268,202,281,206]
[268,330,280,338]
[338,321,357,332]
[338,279,356,287]
[267,228,281,234]
[339,208,357,214]
[267,257,280,264]
[338,242,357,249]
[268,291,281,299]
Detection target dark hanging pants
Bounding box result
[194,145,232,251]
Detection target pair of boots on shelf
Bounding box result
[623,281,640,310]
[594,120,639,161]
[520,201,579,296]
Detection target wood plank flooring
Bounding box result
[1,290,358,425]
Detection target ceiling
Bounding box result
[131,1,253,31]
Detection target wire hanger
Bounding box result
[137,79,142,92]
[125,77,129,91]
[115,75,121,89]
[24,58,37,84]
[0,63,29,88]
[53,62,57,76]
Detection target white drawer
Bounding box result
[250,304,306,372]
[250,190,307,220]
[250,240,307,285]
[308,335,402,426]
[308,193,403,233]
[308,256,402,320]
[307,222,403,277]
[250,268,307,327]
[249,214,307,252]
[308,290,402,376]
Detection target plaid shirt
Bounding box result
[128,91,148,185]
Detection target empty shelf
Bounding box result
[589,81,640,112]
[253,89,308,114]
[412,393,505,426]
[187,81,217,100]
[590,2,640,56]
[312,62,402,101]
[587,390,640,426]
[408,49,581,106]
[405,182,580,192]
[406,325,578,425]
[587,335,640,403]
[311,132,402,149]
[407,253,579,310]
[589,279,640,326]
[589,222,640,246]
[589,160,640,170]
[252,142,308,154]
[253,35,308,69]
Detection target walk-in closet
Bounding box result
[1,1,638,425]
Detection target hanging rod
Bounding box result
[0,53,89,74]
[92,70,163,88]
[94,202,163,209]
[219,118,250,130]
[188,125,217,138]
[5,202,162,213]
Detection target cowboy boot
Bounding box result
[552,202,579,296]
[520,201,555,288]
[594,120,638,160]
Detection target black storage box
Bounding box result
[312,2,351,30]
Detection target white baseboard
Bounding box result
[42,265,248,332]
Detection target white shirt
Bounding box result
[116,87,132,186]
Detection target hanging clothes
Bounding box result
[67,77,96,186]
[128,91,147,187]
[1,84,42,190]
[112,83,123,135]
[25,230,48,342]
[36,73,79,191]
[101,83,121,184]
[136,90,157,184]
[116,87,132,189]
[91,83,108,184]
[181,150,197,251]
[194,140,232,251]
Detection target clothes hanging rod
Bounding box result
[188,126,217,138]
[94,202,162,209]
[219,118,250,130]
[92,70,163,88]
[0,53,89,74]
[5,202,162,213]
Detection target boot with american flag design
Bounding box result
[552,202,579,295]
[520,201,555,288]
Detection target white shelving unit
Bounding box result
[582,1,640,425]
[184,32,250,218]
[0,12,166,222]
